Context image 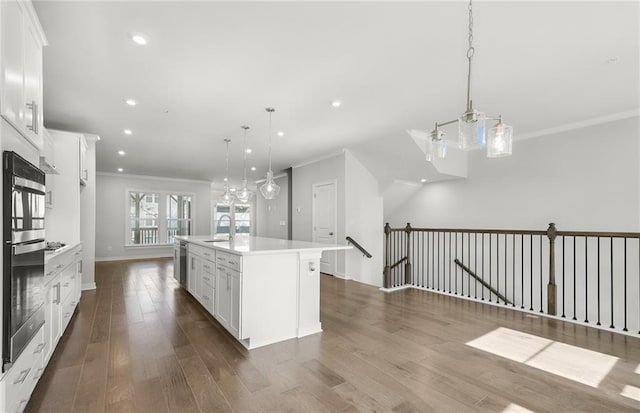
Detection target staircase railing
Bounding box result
[346,236,373,258]
[383,222,640,336]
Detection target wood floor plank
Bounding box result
[26,257,640,413]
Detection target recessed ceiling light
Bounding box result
[229,187,236,192]
[125,99,137,106]
[420,178,427,183]
[118,150,126,156]
[130,32,148,46]
[124,129,132,135]
[277,131,285,137]
[331,100,342,108]
[117,168,124,172]
[251,166,256,171]
[245,148,252,154]
[223,177,228,182]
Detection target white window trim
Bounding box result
[125,188,196,247]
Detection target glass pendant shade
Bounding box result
[458,113,486,150]
[486,121,513,158]
[259,171,280,200]
[235,179,253,203]
[222,186,234,206]
[425,138,448,162]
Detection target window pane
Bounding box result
[129,192,159,245]
[167,195,192,243]
[234,204,251,234]
[167,219,191,243]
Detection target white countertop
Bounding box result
[176,235,351,256]
[45,242,82,264]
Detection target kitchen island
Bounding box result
[175,235,351,349]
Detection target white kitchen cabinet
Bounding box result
[42,279,60,364]
[215,259,241,338]
[187,251,201,300]
[0,0,47,150]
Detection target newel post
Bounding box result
[383,223,391,288]
[546,223,557,315]
[404,223,412,285]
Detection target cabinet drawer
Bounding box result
[58,267,75,304]
[216,251,241,272]
[202,261,215,275]
[1,328,44,413]
[60,295,77,333]
[200,291,214,314]
[201,271,214,286]
[189,244,215,262]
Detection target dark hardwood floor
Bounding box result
[26,258,640,412]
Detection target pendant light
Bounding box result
[236,125,254,203]
[259,107,280,200]
[221,138,234,206]
[409,0,513,159]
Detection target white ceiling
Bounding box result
[33,1,639,184]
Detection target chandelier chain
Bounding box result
[467,0,474,58]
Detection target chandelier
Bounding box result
[235,125,254,203]
[259,107,281,200]
[411,0,513,160]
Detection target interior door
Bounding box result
[312,182,337,275]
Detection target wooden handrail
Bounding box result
[346,236,372,258]
[454,259,512,305]
[390,256,407,270]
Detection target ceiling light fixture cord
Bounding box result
[466,0,474,112]
[267,108,274,173]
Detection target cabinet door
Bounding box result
[215,267,230,328]
[187,253,196,294]
[1,0,25,128]
[22,19,43,147]
[173,245,180,283]
[43,281,61,364]
[229,270,241,338]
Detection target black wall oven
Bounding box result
[2,151,46,372]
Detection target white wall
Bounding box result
[292,153,346,276]
[80,136,97,289]
[345,150,384,287]
[388,117,640,232]
[255,174,289,239]
[96,173,212,261]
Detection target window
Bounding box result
[214,204,251,236]
[167,194,192,244]
[127,191,194,246]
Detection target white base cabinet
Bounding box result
[0,245,83,413]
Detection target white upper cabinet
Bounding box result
[1,0,47,150]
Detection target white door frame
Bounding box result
[311,179,338,276]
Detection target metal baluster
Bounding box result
[468,233,471,298]
[462,232,465,296]
[573,235,578,320]
[562,236,566,318]
[455,232,458,295]
[448,232,452,293]
[597,237,601,325]
[475,233,478,299]
[437,232,440,291]
[496,234,500,304]
[511,234,515,307]
[539,235,543,313]
[421,231,425,288]
[584,237,588,323]
[609,237,614,329]
[623,238,627,332]
[530,234,533,311]
[489,234,492,302]
[431,232,435,290]
[481,233,485,301]
[521,234,524,309]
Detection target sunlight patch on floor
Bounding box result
[621,385,640,402]
[466,327,618,388]
[635,364,640,374]
[500,402,535,413]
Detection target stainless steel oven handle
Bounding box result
[13,176,46,194]
[13,241,46,255]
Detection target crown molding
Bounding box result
[516,109,639,141]
[97,171,212,184]
[291,148,346,169]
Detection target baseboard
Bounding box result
[379,284,412,292]
[81,282,96,291]
[96,254,172,262]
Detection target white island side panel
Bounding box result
[241,253,299,348]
